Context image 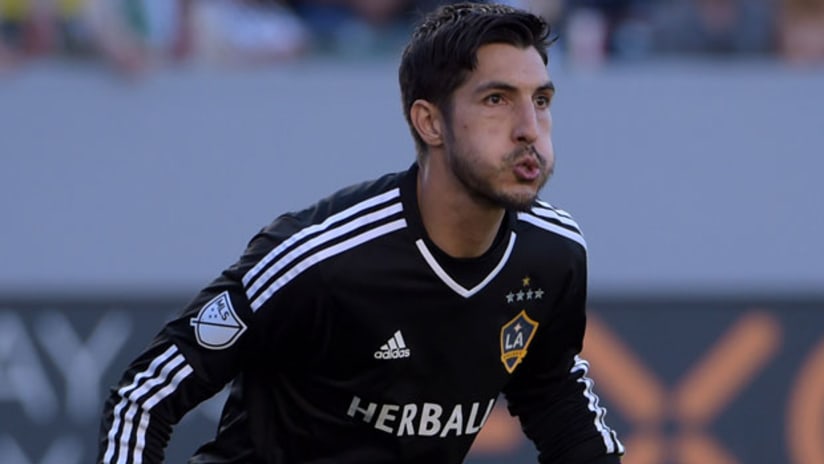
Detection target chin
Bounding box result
[494,190,538,212]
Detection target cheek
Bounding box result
[455,119,505,152]
[543,141,555,166]
[459,116,501,137]
[541,111,553,132]
[538,114,554,157]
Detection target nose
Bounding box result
[512,100,540,145]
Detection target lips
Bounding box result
[513,156,541,181]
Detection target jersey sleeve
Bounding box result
[97,216,305,464]
[502,243,624,464]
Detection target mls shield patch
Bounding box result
[190,291,247,350]
[500,310,539,373]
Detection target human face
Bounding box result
[443,43,555,211]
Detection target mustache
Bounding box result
[508,146,546,165]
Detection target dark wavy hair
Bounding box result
[399,2,554,158]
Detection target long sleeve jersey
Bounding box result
[98,164,623,464]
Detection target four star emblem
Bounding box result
[505,276,545,304]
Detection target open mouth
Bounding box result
[513,155,541,181]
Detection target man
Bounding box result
[98,3,624,463]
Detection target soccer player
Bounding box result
[98,3,624,463]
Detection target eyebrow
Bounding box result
[474,80,555,95]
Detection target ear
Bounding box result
[410,100,445,148]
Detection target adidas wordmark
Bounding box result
[374,330,411,360]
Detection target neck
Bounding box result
[416,160,506,259]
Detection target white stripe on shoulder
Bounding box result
[250,218,407,311]
[245,202,403,300]
[572,355,625,455]
[536,199,573,218]
[517,212,587,250]
[243,188,400,288]
[530,206,581,231]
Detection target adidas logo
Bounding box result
[373,330,411,360]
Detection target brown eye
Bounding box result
[535,95,551,109]
[486,94,503,105]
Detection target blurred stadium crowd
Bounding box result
[1,0,823,75]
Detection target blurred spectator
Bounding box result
[126,0,192,61]
[502,0,563,24]
[96,0,198,72]
[568,0,654,61]
[0,0,49,65]
[650,0,775,56]
[505,0,654,66]
[284,0,465,56]
[282,0,411,56]
[0,0,191,72]
[6,0,817,73]
[778,0,824,64]
[194,0,309,66]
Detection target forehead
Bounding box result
[465,43,550,89]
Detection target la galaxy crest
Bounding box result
[500,310,539,373]
[190,291,247,350]
[500,276,543,373]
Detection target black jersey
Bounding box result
[98,164,623,464]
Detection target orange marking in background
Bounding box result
[469,404,523,455]
[673,311,781,426]
[674,432,739,464]
[787,336,824,464]
[472,309,784,461]
[621,433,665,464]
[583,315,667,424]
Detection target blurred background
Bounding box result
[1,0,823,463]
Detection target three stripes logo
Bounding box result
[374,330,411,360]
[517,201,587,251]
[241,188,407,313]
[102,345,193,463]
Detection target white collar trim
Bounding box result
[415,232,516,298]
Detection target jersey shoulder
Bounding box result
[239,169,408,311]
[267,169,406,235]
[515,199,587,253]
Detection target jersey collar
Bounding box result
[399,163,518,298]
